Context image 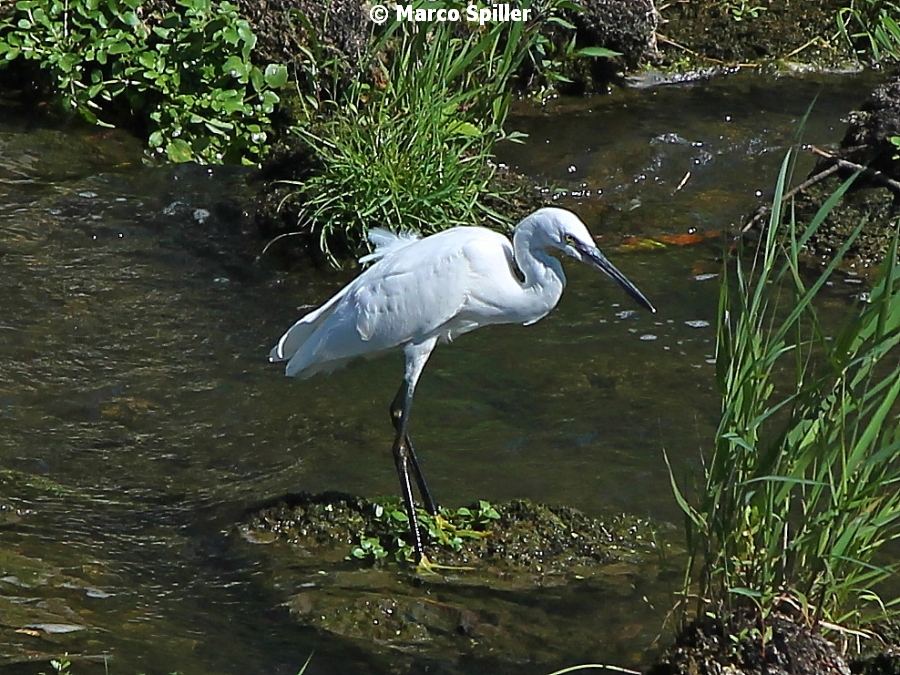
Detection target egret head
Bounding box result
[533,207,656,313]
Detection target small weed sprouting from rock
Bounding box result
[722,0,767,22]
[350,499,501,564]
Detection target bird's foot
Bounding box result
[430,511,491,540]
[432,512,455,532]
[415,554,475,575]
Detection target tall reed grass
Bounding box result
[837,0,900,63]
[670,148,900,629]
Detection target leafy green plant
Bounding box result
[516,0,621,98]
[837,0,900,63]
[0,0,287,164]
[669,149,900,629]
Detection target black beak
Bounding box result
[582,245,656,313]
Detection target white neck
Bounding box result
[511,216,566,322]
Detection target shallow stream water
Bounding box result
[0,71,880,674]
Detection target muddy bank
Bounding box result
[782,76,898,272]
[658,0,854,70]
[648,612,900,675]
[646,611,853,675]
[851,623,900,675]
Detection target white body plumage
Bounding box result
[270,209,587,378]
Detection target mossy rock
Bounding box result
[239,491,657,579]
[794,182,899,273]
[796,77,900,272]
[235,492,669,663]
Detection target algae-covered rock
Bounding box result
[795,182,898,273]
[239,491,656,579]
[799,76,900,272]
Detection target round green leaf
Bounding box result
[166,138,194,163]
[263,63,287,88]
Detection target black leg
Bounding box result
[392,433,426,563]
[391,339,438,566]
[390,385,438,516]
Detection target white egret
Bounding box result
[269,207,655,568]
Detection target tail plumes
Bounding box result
[268,289,347,365]
[359,228,420,265]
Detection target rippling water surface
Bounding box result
[0,72,878,673]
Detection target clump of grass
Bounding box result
[279,0,616,262]
[670,148,900,631]
[282,15,528,260]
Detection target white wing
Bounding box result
[282,227,509,378]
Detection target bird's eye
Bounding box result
[564,234,576,246]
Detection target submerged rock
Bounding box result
[235,492,668,663]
